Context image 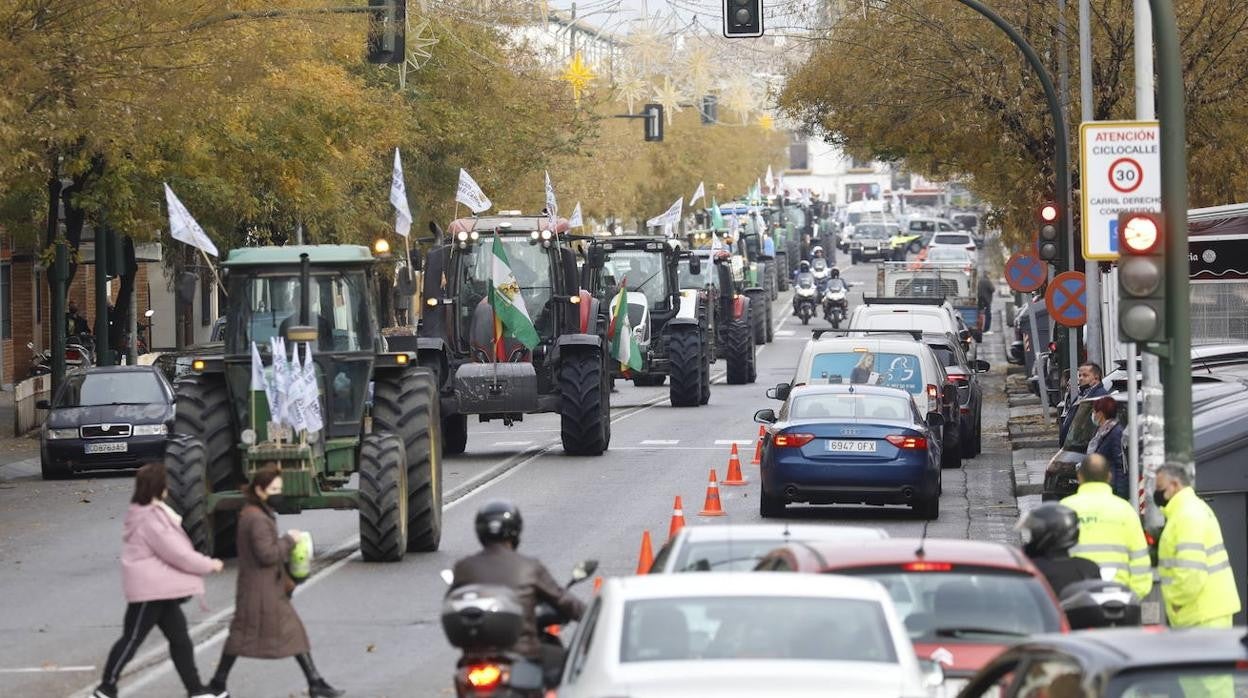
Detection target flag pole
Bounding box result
[199,247,226,298]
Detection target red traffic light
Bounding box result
[1039,202,1059,223]
[1120,212,1161,254]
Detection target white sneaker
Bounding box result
[192,690,229,698]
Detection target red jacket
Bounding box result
[120,502,216,603]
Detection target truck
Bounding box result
[876,260,983,343]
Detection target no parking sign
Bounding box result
[1079,121,1161,261]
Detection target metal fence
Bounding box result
[1191,282,1248,345]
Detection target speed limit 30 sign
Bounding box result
[1079,121,1161,261]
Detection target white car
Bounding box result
[649,523,889,573]
[928,231,976,254]
[557,572,932,698]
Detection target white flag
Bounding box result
[390,148,413,237]
[302,343,323,434]
[569,202,584,228]
[711,231,725,251]
[163,184,219,257]
[269,337,291,429]
[456,168,492,213]
[544,170,558,230]
[689,181,705,207]
[286,346,308,434]
[646,197,683,229]
[250,342,276,426]
[765,165,774,191]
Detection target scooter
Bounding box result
[792,272,818,326]
[822,280,850,328]
[441,559,597,698]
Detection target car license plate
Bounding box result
[825,440,876,453]
[85,442,128,454]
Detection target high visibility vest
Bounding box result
[1158,487,1242,627]
[1062,482,1153,599]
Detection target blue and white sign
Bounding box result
[1079,121,1161,261]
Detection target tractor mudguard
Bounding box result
[732,294,749,321]
[550,333,602,368]
[665,316,699,329]
[410,337,450,388]
[674,290,701,323]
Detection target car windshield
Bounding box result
[620,596,897,663]
[604,250,667,308]
[855,225,889,239]
[809,351,923,393]
[1110,667,1248,697]
[462,236,554,319]
[231,271,371,352]
[677,257,716,290]
[934,234,971,246]
[788,393,914,421]
[857,311,949,333]
[829,569,1062,641]
[928,247,971,262]
[56,372,165,407]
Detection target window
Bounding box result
[54,371,168,407]
[201,273,212,327]
[1013,656,1087,698]
[789,141,809,171]
[229,271,371,353]
[0,264,10,339]
[809,351,923,393]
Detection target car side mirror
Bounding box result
[571,558,599,582]
[918,659,945,691]
[927,412,945,428]
[765,383,790,401]
[587,245,605,269]
[754,408,777,424]
[688,255,701,276]
[36,399,51,410]
[974,359,991,373]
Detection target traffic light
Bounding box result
[1117,211,1166,343]
[644,103,664,142]
[1036,201,1061,263]
[366,0,405,65]
[723,0,764,38]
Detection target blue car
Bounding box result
[753,384,943,520]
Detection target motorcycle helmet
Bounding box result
[812,245,824,258]
[830,267,841,278]
[475,500,524,547]
[798,260,811,272]
[1016,503,1079,558]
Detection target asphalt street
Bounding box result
[0,252,1019,698]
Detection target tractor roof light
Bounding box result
[456,231,469,242]
[373,238,391,256]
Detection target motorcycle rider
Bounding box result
[449,501,586,663]
[792,260,817,317]
[1017,503,1102,597]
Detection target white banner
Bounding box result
[689,181,705,207]
[456,168,492,213]
[544,170,558,229]
[569,202,583,228]
[765,165,774,192]
[646,197,683,229]
[390,148,413,237]
[163,184,219,257]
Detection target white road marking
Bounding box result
[714,439,754,445]
[776,329,795,336]
[639,439,680,445]
[0,665,95,674]
[492,440,533,447]
[611,447,724,451]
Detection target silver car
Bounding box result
[649,523,889,573]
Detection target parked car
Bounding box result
[556,572,933,698]
[756,538,1067,695]
[37,366,175,479]
[776,330,963,469]
[649,523,889,573]
[922,332,988,458]
[928,231,977,254]
[754,384,944,519]
[957,628,1248,697]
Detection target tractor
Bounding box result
[402,215,611,457]
[167,245,443,563]
[680,243,758,385]
[581,235,712,405]
[716,203,776,345]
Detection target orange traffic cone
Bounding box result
[699,469,727,517]
[723,444,748,486]
[751,425,765,465]
[593,576,603,594]
[668,496,686,541]
[636,530,654,574]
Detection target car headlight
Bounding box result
[46,428,78,440]
[132,424,168,436]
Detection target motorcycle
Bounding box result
[441,559,598,698]
[792,272,818,325]
[810,257,830,293]
[26,342,51,377]
[822,279,850,328]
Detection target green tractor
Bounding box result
[167,245,443,562]
[730,227,777,345]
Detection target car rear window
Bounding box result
[933,234,971,245]
[620,596,898,663]
[926,345,958,367]
[856,312,948,332]
[826,568,1063,641]
[789,393,913,421]
[809,351,923,394]
[672,539,792,572]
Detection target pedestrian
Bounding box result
[94,462,224,698]
[1085,397,1127,498]
[1059,362,1107,446]
[206,465,342,697]
[1061,454,1153,599]
[1154,464,1241,627]
[1017,503,1101,597]
[977,275,996,334]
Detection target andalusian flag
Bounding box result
[608,283,643,373]
[710,198,726,231]
[489,234,539,357]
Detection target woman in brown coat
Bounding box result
[206,465,342,698]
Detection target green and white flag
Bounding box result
[489,234,540,350]
[710,198,726,230]
[609,285,643,373]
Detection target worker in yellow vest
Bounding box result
[1061,454,1153,599]
[1154,464,1241,627]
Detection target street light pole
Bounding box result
[1078,0,1103,370]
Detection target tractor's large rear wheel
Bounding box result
[170,374,238,557]
[667,328,702,407]
[164,436,219,557]
[748,292,767,345]
[358,432,409,562]
[699,343,711,405]
[776,254,789,291]
[371,367,443,552]
[724,317,755,385]
[764,297,775,342]
[559,349,610,455]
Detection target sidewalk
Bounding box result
[1003,367,1059,517]
[0,390,41,478]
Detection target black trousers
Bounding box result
[100,599,201,692]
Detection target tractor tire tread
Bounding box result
[371,367,443,552]
[357,432,408,562]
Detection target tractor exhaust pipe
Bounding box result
[299,253,311,326]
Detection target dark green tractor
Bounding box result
[167,245,443,562]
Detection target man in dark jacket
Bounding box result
[450,501,586,660]
[1060,362,1108,446]
[977,276,996,333]
[1018,503,1102,597]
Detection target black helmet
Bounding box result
[798,260,811,272]
[830,267,841,278]
[475,500,523,547]
[1017,503,1080,557]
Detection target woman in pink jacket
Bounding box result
[93,462,224,698]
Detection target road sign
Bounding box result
[1006,253,1047,293]
[1079,121,1161,261]
[1046,271,1087,327]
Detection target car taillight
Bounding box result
[773,433,816,448]
[903,561,953,572]
[466,664,504,688]
[966,245,975,251]
[886,435,927,450]
[926,383,939,412]
[947,374,969,385]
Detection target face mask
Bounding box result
[266,494,286,510]
[1153,489,1169,509]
